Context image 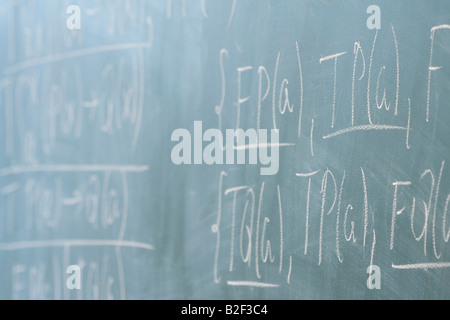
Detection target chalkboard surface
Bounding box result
[0,0,449,300]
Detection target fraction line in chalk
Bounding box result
[226,281,280,288]
[4,42,152,75]
[0,164,150,176]
[0,239,155,251]
[392,262,450,270]
[323,124,407,140]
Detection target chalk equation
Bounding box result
[208,18,450,290]
[0,0,155,299]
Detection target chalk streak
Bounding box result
[4,42,152,75]
[227,0,237,29]
[367,30,379,125]
[431,24,450,33]
[319,51,347,63]
[323,124,407,140]
[0,164,149,176]
[116,247,126,300]
[392,24,400,116]
[0,182,20,195]
[361,167,369,247]
[287,256,292,284]
[392,262,450,270]
[296,170,320,178]
[370,230,376,266]
[62,197,82,206]
[132,48,145,151]
[227,281,280,288]
[0,239,155,251]
[278,184,283,273]
[296,41,304,138]
[310,119,315,157]
[225,186,248,196]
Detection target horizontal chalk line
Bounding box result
[0,239,155,251]
[319,51,347,63]
[431,24,450,33]
[323,124,407,139]
[392,262,450,270]
[226,281,280,288]
[0,164,149,176]
[296,170,320,178]
[225,186,248,195]
[4,42,151,75]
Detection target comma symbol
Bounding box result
[366,5,381,30]
[66,5,81,30]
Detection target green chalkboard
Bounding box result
[0,0,449,299]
